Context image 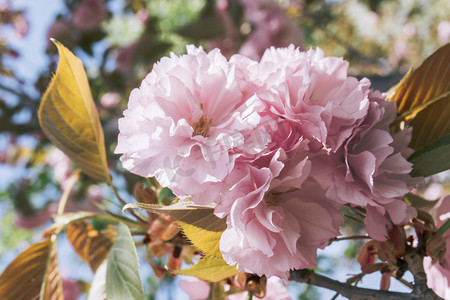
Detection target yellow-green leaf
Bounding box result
[123,201,226,232]
[171,255,238,282]
[177,221,223,258]
[0,239,51,300]
[39,40,110,183]
[387,43,450,120]
[408,96,450,149]
[41,246,64,300]
[386,43,450,149]
[66,221,116,272]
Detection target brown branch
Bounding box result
[289,269,444,300]
[404,251,443,299]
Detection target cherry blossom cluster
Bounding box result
[116,45,419,279]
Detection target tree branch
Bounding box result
[289,269,443,300]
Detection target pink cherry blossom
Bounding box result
[239,0,304,60]
[221,180,343,279]
[47,21,75,49]
[311,91,420,240]
[72,0,106,31]
[252,45,371,152]
[424,195,450,299]
[62,277,81,300]
[46,148,72,189]
[116,46,263,199]
[117,44,421,279]
[100,92,121,108]
[115,43,137,73]
[14,202,57,229]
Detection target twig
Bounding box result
[329,235,371,244]
[289,269,443,300]
[110,184,149,224]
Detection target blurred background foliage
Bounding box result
[0,0,449,299]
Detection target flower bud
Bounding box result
[134,182,158,204]
[245,274,267,298]
[358,240,378,273]
[168,246,183,271]
[148,219,167,239]
[388,226,406,258]
[160,222,180,241]
[377,240,397,264]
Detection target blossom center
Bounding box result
[192,104,212,137]
[192,115,212,137]
[264,191,281,205]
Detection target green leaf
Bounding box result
[387,43,450,149]
[106,223,144,300]
[0,239,51,300]
[171,255,238,282]
[404,193,440,209]
[408,134,450,177]
[38,40,110,183]
[177,221,223,258]
[123,201,226,232]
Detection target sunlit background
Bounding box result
[1,0,449,299]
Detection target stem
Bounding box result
[110,184,149,224]
[57,169,81,215]
[289,269,444,300]
[329,235,371,244]
[395,277,414,290]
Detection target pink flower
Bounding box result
[311,92,420,240]
[14,203,57,229]
[179,278,210,300]
[220,180,343,279]
[100,92,121,108]
[424,195,450,299]
[47,21,75,49]
[116,46,263,200]
[46,148,72,189]
[239,0,304,60]
[253,46,371,152]
[72,0,106,31]
[115,43,137,73]
[62,277,81,300]
[180,277,291,300]
[437,21,450,45]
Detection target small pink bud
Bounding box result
[134,182,158,204]
[148,219,167,238]
[168,246,183,271]
[358,240,378,273]
[388,226,406,258]
[160,222,180,241]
